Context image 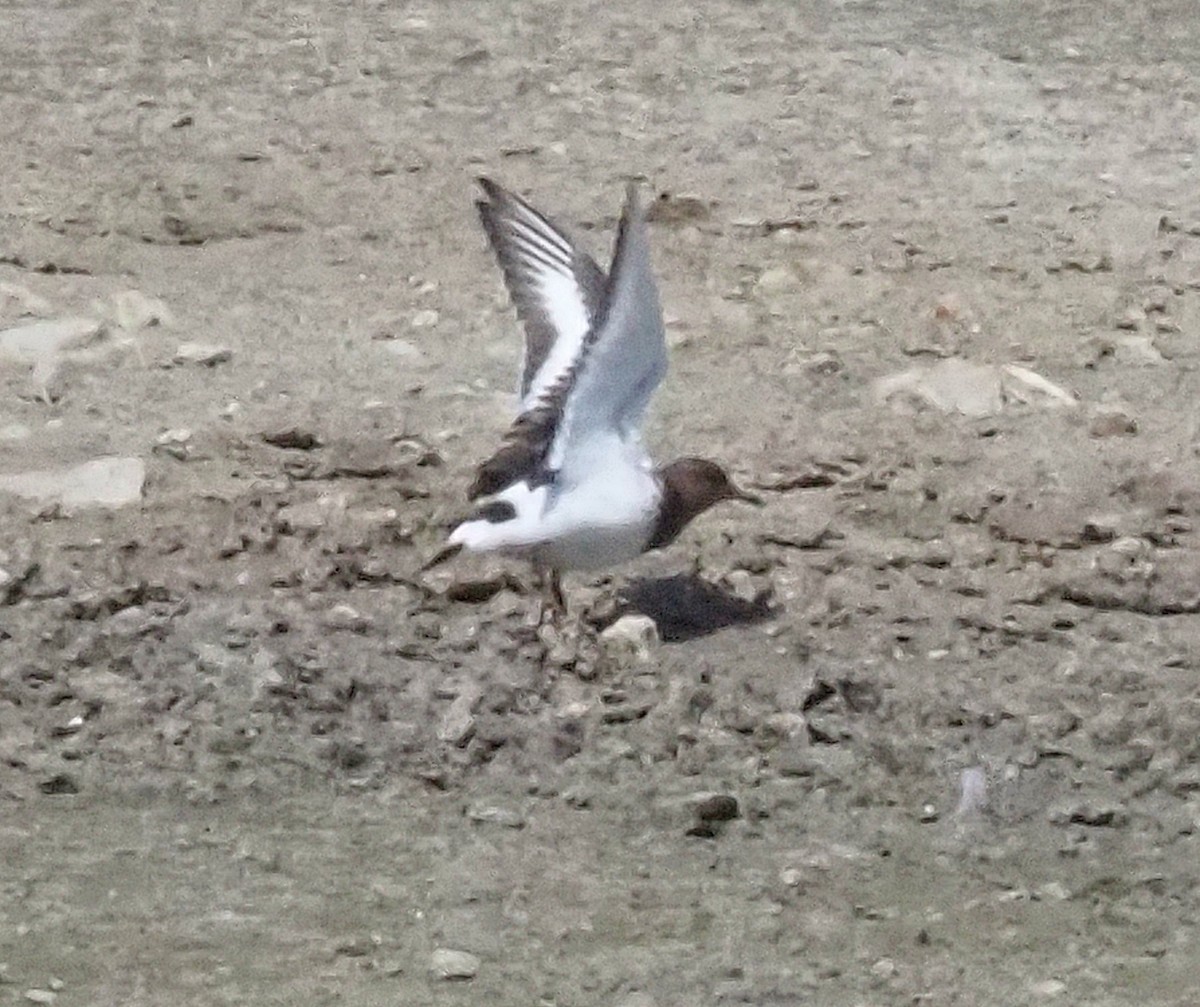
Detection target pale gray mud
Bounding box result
[2,1,1199,1004]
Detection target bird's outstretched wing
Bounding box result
[548,184,667,486]
[475,178,607,411]
[468,182,666,501]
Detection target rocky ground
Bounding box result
[2,1,1200,1004]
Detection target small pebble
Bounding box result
[466,804,526,829]
[429,948,480,980]
[112,289,172,330]
[23,991,56,1005]
[755,265,801,293]
[598,614,659,662]
[324,604,372,633]
[693,793,740,822]
[870,957,897,978]
[1038,881,1071,901]
[173,342,232,366]
[1030,978,1067,998]
[955,766,989,815]
[437,693,477,747]
[381,338,428,363]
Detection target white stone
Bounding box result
[1038,881,1071,901]
[1114,334,1166,366]
[325,604,371,632]
[598,614,659,662]
[874,358,1003,417]
[0,457,145,509]
[429,948,480,980]
[381,338,429,365]
[0,317,106,389]
[779,867,804,887]
[112,290,173,330]
[173,342,232,366]
[0,317,103,359]
[755,265,801,293]
[1030,978,1067,997]
[437,693,477,746]
[870,957,898,978]
[1000,365,1076,407]
[876,359,1077,417]
[955,766,989,815]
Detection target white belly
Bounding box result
[530,506,656,571]
[449,448,661,573]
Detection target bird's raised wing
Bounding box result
[466,183,666,502]
[475,178,607,412]
[548,184,667,486]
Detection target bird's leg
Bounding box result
[537,567,566,630]
[549,569,566,621]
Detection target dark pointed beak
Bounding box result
[730,484,764,506]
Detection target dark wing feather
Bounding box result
[467,182,653,502]
[475,178,608,407]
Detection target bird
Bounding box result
[424,177,761,619]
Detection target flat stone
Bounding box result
[429,948,480,980]
[1030,978,1067,998]
[0,317,106,388]
[1000,364,1076,407]
[173,342,232,366]
[756,265,802,293]
[466,803,526,828]
[380,338,432,367]
[324,604,372,633]
[0,456,145,509]
[0,317,104,359]
[955,766,989,815]
[874,358,1002,417]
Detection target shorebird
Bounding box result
[425,178,761,617]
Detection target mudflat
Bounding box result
[2,3,1199,1004]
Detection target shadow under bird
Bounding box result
[424,177,761,614]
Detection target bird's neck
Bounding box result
[644,465,692,551]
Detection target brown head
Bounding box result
[646,457,763,551]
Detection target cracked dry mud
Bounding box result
[2,2,1200,1005]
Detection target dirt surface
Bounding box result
[3,1,1200,1004]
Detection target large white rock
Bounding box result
[874,358,1076,418]
[0,457,145,509]
[0,317,106,390]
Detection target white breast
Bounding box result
[448,435,660,573]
